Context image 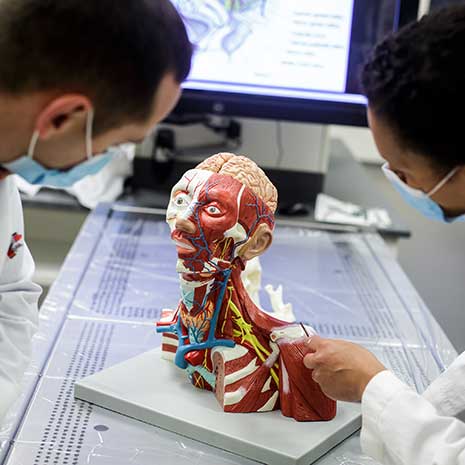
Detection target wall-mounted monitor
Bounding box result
[171,0,420,127]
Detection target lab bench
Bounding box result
[0,202,455,465]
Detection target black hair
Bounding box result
[0,0,193,134]
[362,5,465,169]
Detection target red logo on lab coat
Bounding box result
[7,233,23,259]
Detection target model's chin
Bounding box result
[176,246,197,257]
[175,253,233,277]
[175,257,213,277]
[181,271,215,282]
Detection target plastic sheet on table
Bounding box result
[43,318,160,380]
[2,203,458,465]
[12,377,259,465]
[7,442,260,465]
[69,211,180,322]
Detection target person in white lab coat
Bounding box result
[0,0,193,422]
[304,6,465,465]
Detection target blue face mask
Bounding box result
[382,163,465,223]
[2,109,113,188]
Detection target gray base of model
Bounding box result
[75,349,361,465]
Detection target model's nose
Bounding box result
[175,216,196,234]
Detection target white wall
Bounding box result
[329,125,382,164]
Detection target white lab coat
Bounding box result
[0,176,41,422]
[361,351,465,464]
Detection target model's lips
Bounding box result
[171,230,196,253]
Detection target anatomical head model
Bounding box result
[157,153,336,421]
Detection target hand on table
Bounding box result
[304,336,387,402]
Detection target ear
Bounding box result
[35,95,92,140]
[238,223,273,261]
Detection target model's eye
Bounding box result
[206,205,221,215]
[173,193,190,207]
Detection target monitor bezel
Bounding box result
[171,0,420,128]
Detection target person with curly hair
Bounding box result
[304,5,465,465]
